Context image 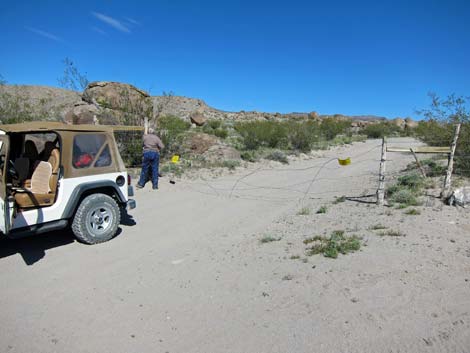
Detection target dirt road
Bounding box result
[1,138,469,353]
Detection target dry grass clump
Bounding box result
[304,230,361,259]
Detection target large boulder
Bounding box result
[183,132,218,155]
[64,102,100,125]
[202,144,241,162]
[448,186,470,207]
[391,118,406,129]
[190,111,207,126]
[308,111,320,120]
[83,81,152,114]
[405,117,418,129]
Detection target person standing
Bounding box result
[137,128,164,190]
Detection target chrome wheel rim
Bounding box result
[86,206,113,236]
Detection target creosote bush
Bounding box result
[265,150,288,164]
[297,207,311,216]
[362,122,403,138]
[305,230,361,259]
[260,235,281,244]
[234,119,350,152]
[386,173,425,208]
[157,115,191,158]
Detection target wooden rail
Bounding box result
[386,146,450,154]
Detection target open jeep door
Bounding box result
[0,135,14,235]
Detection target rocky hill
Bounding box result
[0,82,413,128]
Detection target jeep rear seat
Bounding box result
[15,148,60,208]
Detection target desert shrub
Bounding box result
[265,150,288,164]
[319,118,351,140]
[416,94,470,176]
[388,188,419,207]
[286,120,320,152]
[305,230,361,259]
[362,122,402,138]
[0,84,39,124]
[234,120,289,150]
[419,158,447,177]
[386,173,425,208]
[260,235,280,243]
[414,120,453,146]
[203,120,229,139]
[240,150,256,162]
[405,208,421,215]
[213,129,228,139]
[157,115,191,158]
[207,120,222,129]
[297,207,311,215]
[222,160,240,170]
[333,196,347,204]
[115,131,142,167]
[396,173,425,191]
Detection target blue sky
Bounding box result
[1,0,469,118]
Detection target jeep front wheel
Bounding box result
[72,193,120,244]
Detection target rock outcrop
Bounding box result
[190,112,207,126]
[183,132,219,155]
[202,144,241,162]
[0,83,419,129]
[64,81,152,126]
[83,81,151,112]
[0,85,81,122]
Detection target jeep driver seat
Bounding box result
[15,148,60,208]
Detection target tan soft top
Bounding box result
[0,122,143,133]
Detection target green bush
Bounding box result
[222,160,240,170]
[213,128,228,139]
[157,115,191,158]
[240,150,257,162]
[386,173,425,208]
[363,122,402,138]
[388,188,419,207]
[207,120,222,129]
[234,120,289,150]
[287,120,320,152]
[420,159,447,177]
[202,120,229,139]
[396,173,425,191]
[320,118,350,140]
[265,150,288,164]
[305,230,361,259]
[416,94,470,177]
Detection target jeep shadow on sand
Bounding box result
[0,122,137,245]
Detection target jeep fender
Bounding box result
[62,181,126,219]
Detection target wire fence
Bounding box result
[115,126,469,206]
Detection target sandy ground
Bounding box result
[1,138,469,353]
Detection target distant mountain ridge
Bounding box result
[1,83,396,124]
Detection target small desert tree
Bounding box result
[57,57,89,91]
[417,93,470,175]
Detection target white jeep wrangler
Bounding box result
[0,122,137,244]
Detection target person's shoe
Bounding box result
[152,185,159,190]
[136,184,144,189]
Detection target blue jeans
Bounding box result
[138,151,160,188]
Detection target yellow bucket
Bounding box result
[171,155,180,164]
[338,157,351,166]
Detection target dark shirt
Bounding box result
[143,134,165,153]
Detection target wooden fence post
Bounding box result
[377,137,387,205]
[410,148,427,178]
[144,117,149,134]
[441,123,461,199]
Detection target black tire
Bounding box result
[71,193,120,244]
